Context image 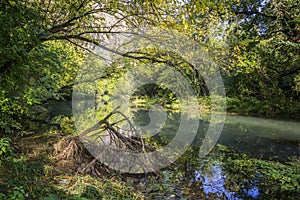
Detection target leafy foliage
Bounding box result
[0,137,13,167]
[223,0,300,118]
[0,1,299,199]
[223,147,300,198]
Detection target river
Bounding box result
[133,110,300,161]
[130,110,300,199]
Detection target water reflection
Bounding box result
[245,187,259,199]
[133,110,300,161]
[194,163,260,199]
[219,115,300,161]
[130,110,299,198]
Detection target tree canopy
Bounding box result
[0,0,299,133]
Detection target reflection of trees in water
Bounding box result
[80,107,155,153]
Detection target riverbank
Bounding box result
[0,128,299,199]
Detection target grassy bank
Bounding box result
[1,128,299,199]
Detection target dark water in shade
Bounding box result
[219,115,300,161]
[133,110,300,161]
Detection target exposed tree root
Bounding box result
[53,136,112,177]
[53,107,159,176]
